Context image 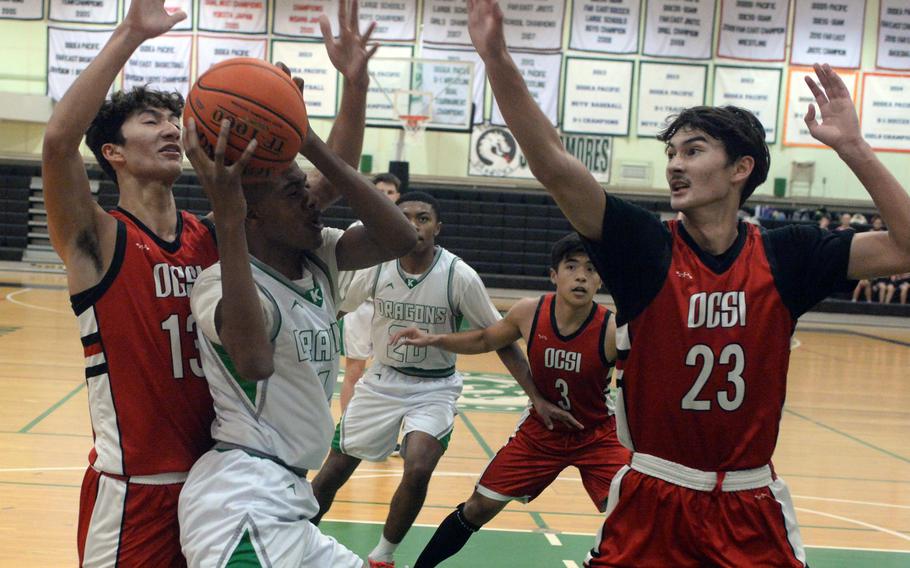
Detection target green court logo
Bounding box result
[457,372,529,412]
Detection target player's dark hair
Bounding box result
[550,233,587,270]
[658,106,770,206]
[85,86,184,184]
[372,172,401,190]
[397,191,440,220]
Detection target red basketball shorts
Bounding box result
[584,454,806,567]
[477,414,630,511]
[77,466,187,568]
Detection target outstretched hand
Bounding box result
[533,398,583,431]
[183,118,257,225]
[467,0,508,60]
[804,63,864,154]
[320,0,378,87]
[123,0,186,40]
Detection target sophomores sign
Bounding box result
[717,0,788,61]
[637,62,707,137]
[569,0,641,54]
[790,0,865,69]
[47,27,114,101]
[860,73,910,152]
[423,0,565,51]
[0,0,43,20]
[643,0,716,59]
[878,0,910,71]
[469,125,611,183]
[124,34,193,99]
[199,0,267,34]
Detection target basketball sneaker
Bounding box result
[391,442,401,458]
[368,559,394,568]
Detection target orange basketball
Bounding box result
[185,58,308,172]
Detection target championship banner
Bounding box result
[716,0,788,61]
[790,0,865,69]
[562,57,633,136]
[783,67,858,148]
[637,61,707,137]
[198,0,267,34]
[124,0,192,31]
[569,0,640,54]
[273,0,417,40]
[420,45,486,125]
[49,0,116,24]
[0,0,43,20]
[860,73,910,152]
[123,34,193,99]
[713,66,782,143]
[490,51,561,127]
[469,125,611,182]
[47,27,114,101]
[362,45,414,125]
[270,40,337,118]
[196,35,267,78]
[422,0,565,51]
[877,0,910,71]
[642,0,715,60]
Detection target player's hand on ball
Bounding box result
[274,61,305,98]
[184,118,257,225]
[390,327,433,347]
[123,0,187,40]
[533,397,584,431]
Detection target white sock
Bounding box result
[369,535,398,562]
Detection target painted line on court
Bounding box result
[793,494,910,510]
[799,326,910,348]
[796,506,910,542]
[544,532,562,546]
[563,561,580,568]
[5,288,71,314]
[784,408,910,464]
[0,479,80,489]
[0,281,67,290]
[0,466,84,473]
[18,382,86,433]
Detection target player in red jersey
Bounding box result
[391,233,630,568]
[466,1,910,565]
[41,0,376,564]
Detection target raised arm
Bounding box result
[306,0,378,209]
[185,119,273,381]
[299,129,415,270]
[42,0,184,289]
[467,0,605,239]
[804,63,910,279]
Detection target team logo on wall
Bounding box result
[469,126,522,177]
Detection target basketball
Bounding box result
[184,58,308,172]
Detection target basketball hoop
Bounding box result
[399,114,430,138]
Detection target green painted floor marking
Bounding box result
[785,408,910,464]
[19,382,85,433]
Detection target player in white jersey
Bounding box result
[175,43,418,568]
[311,192,532,568]
[339,173,402,413]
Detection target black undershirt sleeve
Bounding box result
[762,225,855,318]
[581,194,672,325]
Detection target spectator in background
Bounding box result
[873,276,896,303]
[835,212,853,231]
[896,273,910,304]
[871,215,885,231]
[852,278,873,302]
[818,215,831,230]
